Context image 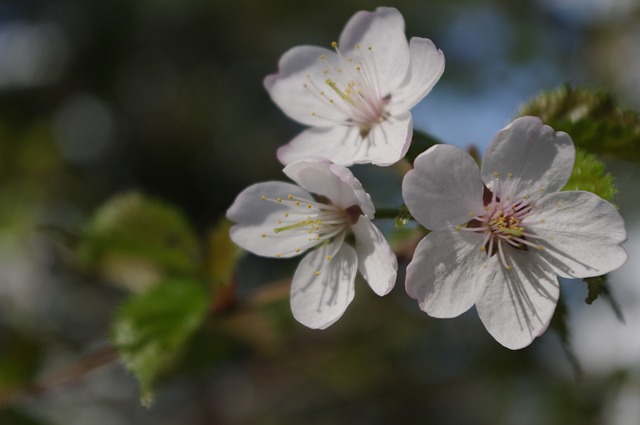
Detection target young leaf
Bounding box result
[78,192,200,292]
[518,85,640,162]
[584,275,625,323]
[563,149,617,203]
[111,279,209,405]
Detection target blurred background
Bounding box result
[1,0,640,424]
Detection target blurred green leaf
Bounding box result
[206,218,240,288]
[111,279,210,405]
[405,130,442,164]
[518,85,640,162]
[393,204,412,229]
[549,294,581,376]
[78,192,200,292]
[563,149,617,202]
[0,326,43,395]
[0,408,49,425]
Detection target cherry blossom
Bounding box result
[265,7,445,166]
[402,116,628,349]
[226,160,397,329]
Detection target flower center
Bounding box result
[457,187,544,270]
[304,41,390,138]
[259,193,356,257]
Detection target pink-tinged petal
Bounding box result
[227,182,319,258]
[524,190,628,278]
[290,233,357,329]
[283,160,374,216]
[351,217,397,296]
[475,248,559,350]
[402,144,485,230]
[405,229,486,318]
[364,111,413,166]
[481,116,575,202]
[338,7,410,95]
[388,37,445,114]
[265,46,350,127]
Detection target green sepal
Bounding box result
[77,192,200,292]
[111,278,210,405]
[584,275,624,323]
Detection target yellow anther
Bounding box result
[295,201,300,205]
[479,246,486,252]
[275,253,281,258]
[303,83,308,88]
[261,195,266,200]
[288,194,293,199]
[284,213,289,217]
[537,245,543,251]
[454,225,462,231]
[261,234,266,238]
[320,54,326,60]
[315,271,320,276]
[327,255,332,261]
[331,41,337,48]
[355,43,360,48]
[507,172,513,178]
[468,212,475,218]
[296,249,301,253]
[368,45,372,50]
[505,265,513,270]
[307,204,312,209]
[276,197,282,202]
[493,171,500,178]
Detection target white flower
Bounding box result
[265,7,445,167]
[226,160,397,329]
[402,116,628,349]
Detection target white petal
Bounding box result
[481,116,575,202]
[524,190,628,278]
[278,112,412,167]
[277,125,360,167]
[388,37,445,114]
[290,234,357,329]
[351,217,397,296]
[226,182,321,258]
[364,111,413,166]
[264,45,349,127]
[475,248,559,350]
[402,144,485,230]
[283,160,375,216]
[405,229,486,318]
[338,7,410,95]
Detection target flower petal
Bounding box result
[290,233,357,329]
[264,45,350,127]
[524,190,628,278]
[402,144,485,230]
[405,229,486,318]
[388,37,445,114]
[481,116,575,202]
[283,160,375,216]
[475,248,559,350]
[365,111,413,166]
[227,182,320,258]
[278,111,412,167]
[338,7,410,95]
[351,217,397,296]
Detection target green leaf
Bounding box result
[518,84,640,162]
[111,279,210,404]
[563,149,617,202]
[78,192,200,292]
